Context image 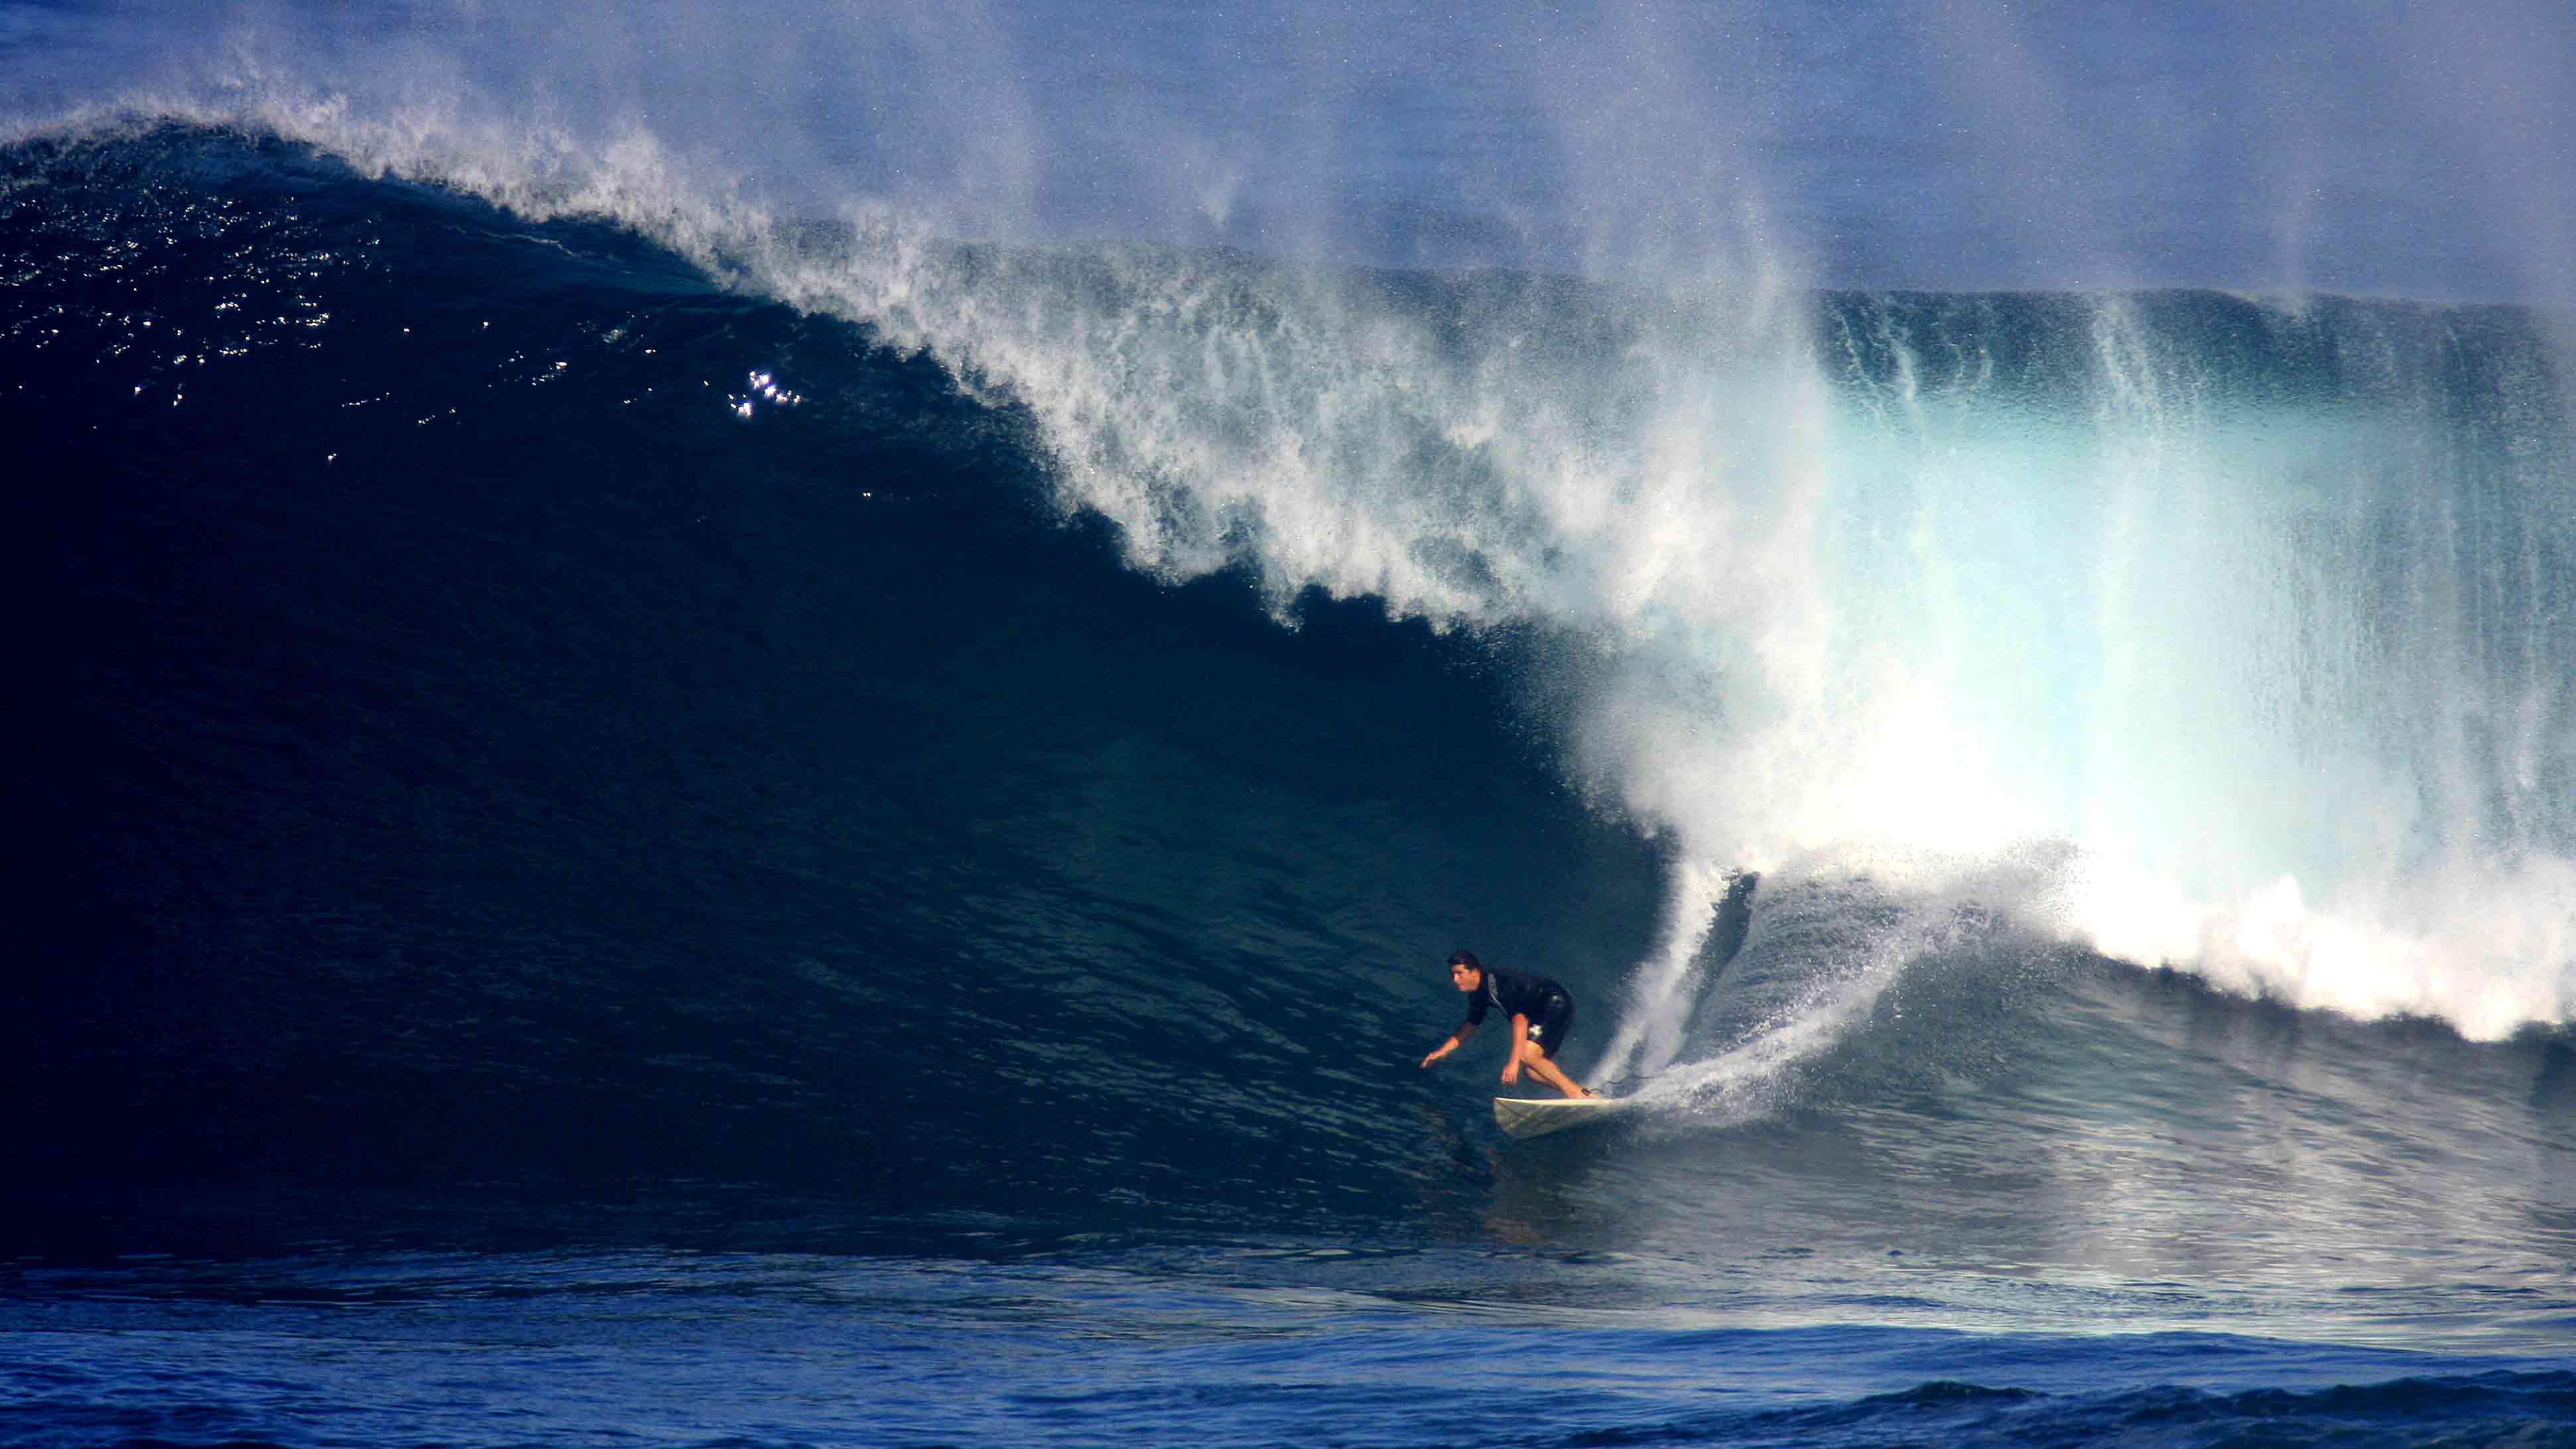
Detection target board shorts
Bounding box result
[1524,989,1575,1059]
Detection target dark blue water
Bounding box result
[8,6,2576,1444]
[11,1243,2576,1449]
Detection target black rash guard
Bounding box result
[1462,965,1567,1027]
[1462,964,1577,1058]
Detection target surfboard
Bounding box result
[1493,1094,1630,1139]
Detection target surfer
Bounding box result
[1419,950,1597,1098]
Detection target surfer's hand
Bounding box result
[1500,1060,1520,1086]
[1419,1046,1447,1068]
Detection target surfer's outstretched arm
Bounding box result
[1420,1022,1476,1069]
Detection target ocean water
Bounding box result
[7,3,2576,1446]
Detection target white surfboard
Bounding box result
[1493,1094,1631,1139]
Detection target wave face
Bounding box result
[5,129,1678,1225]
[9,128,2575,1310]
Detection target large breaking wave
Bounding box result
[10,23,2575,1086]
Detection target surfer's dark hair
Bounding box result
[1447,950,1482,970]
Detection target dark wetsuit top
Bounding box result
[1463,965,1577,1057]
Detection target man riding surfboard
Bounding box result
[1418,950,1597,1098]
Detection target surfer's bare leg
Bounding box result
[1516,1041,1596,1099]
